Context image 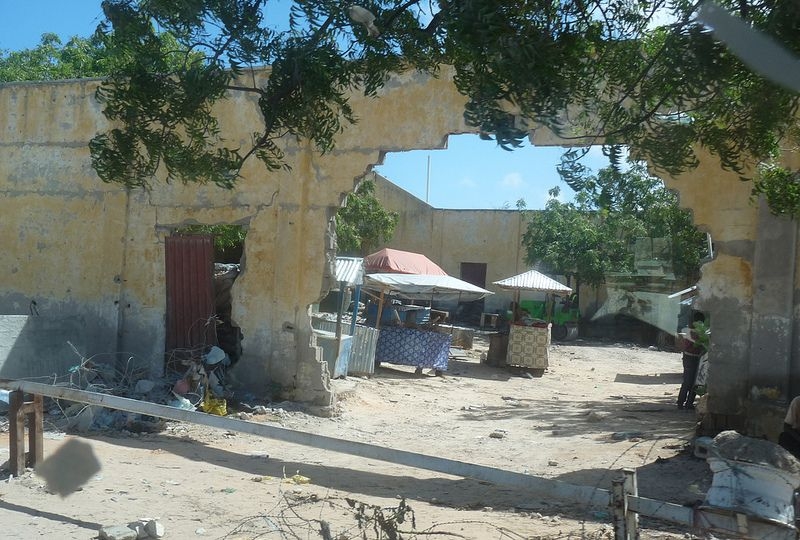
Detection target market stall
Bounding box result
[364,272,492,373]
[492,269,573,369]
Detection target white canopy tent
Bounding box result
[364,273,493,330]
[493,269,573,294]
[365,273,493,303]
[493,270,573,334]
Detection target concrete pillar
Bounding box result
[748,198,797,403]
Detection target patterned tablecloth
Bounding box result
[506,324,550,369]
[375,326,451,370]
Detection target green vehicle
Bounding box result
[520,294,580,341]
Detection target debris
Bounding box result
[202,395,227,416]
[287,474,311,484]
[144,519,167,538]
[133,379,156,394]
[99,525,138,540]
[203,346,229,366]
[611,431,645,441]
[168,395,194,410]
[489,430,506,439]
[712,430,800,473]
[195,527,207,536]
[548,460,559,467]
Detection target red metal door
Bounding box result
[165,235,217,352]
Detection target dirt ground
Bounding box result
[0,334,713,539]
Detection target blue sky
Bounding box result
[0,1,613,209]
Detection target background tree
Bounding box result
[522,163,708,289]
[0,33,112,81]
[335,179,398,256]
[84,0,800,211]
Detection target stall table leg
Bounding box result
[8,391,44,476]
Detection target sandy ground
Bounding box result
[0,334,713,539]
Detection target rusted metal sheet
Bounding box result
[165,235,216,352]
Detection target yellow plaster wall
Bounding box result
[1,70,791,421]
[0,69,473,404]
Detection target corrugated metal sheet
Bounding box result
[493,269,572,294]
[312,319,377,375]
[335,257,364,286]
[165,235,217,351]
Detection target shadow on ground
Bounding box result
[81,431,612,525]
[453,394,697,441]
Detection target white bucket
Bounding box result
[705,457,800,524]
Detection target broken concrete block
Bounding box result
[127,521,147,540]
[144,519,165,538]
[99,525,138,540]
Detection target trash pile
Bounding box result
[44,343,261,433]
[166,345,231,416]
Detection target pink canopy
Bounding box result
[364,248,447,275]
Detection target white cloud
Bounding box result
[459,176,477,188]
[501,172,525,189]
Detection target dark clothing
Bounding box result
[779,427,800,460]
[677,353,701,408]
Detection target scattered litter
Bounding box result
[167,396,194,411]
[287,474,311,485]
[195,528,206,536]
[611,431,645,441]
[133,379,156,394]
[548,460,559,467]
[489,430,506,439]
[201,395,227,416]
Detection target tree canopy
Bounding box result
[522,163,708,288]
[80,0,800,201]
[0,33,112,81]
[335,179,398,256]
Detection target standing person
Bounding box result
[779,395,800,459]
[677,311,707,410]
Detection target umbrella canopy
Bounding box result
[364,273,493,302]
[364,248,447,275]
[493,269,572,294]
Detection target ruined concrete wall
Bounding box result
[662,148,800,437]
[0,70,471,406]
[2,70,794,425]
[0,80,126,378]
[373,175,522,312]
[373,174,558,314]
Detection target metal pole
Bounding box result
[0,378,609,508]
[426,154,431,203]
